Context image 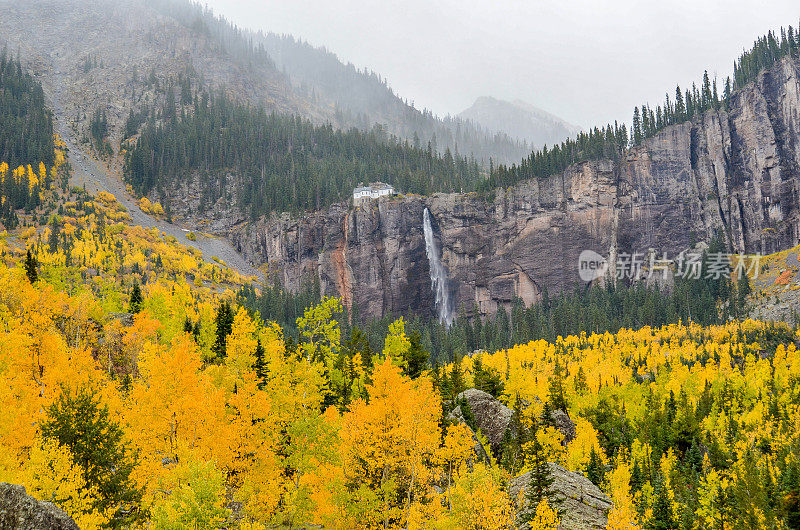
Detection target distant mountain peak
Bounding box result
[458,97,580,148]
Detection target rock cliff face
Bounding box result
[230,57,800,320]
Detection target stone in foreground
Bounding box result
[508,463,613,530]
[0,483,79,530]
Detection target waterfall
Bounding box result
[423,208,454,327]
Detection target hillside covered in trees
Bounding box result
[7,6,800,529]
[0,52,60,227]
[3,220,800,528]
[121,20,800,227]
[123,89,482,218]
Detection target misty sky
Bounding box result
[204,0,799,129]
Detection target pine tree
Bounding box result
[632,107,643,145]
[630,459,644,493]
[648,477,677,529]
[253,338,266,388]
[737,269,751,314]
[212,301,235,360]
[548,359,568,411]
[449,357,466,400]
[48,219,61,253]
[128,282,143,313]
[584,446,605,486]
[675,86,686,121]
[473,355,504,397]
[403,330,429,379]
[523,423,561,520]
[24,250,38,283]
[40,387,143,525]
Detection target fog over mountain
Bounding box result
[204,0,799,129]
[458,97,581,149]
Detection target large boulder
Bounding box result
[549,409,577,445]
[0,483,79,530]
[508,463,613,530]
[446,408,492,466]
[450,388,513,457]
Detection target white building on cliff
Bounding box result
[353,182,395,205]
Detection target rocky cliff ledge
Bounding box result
[229,57,800,320]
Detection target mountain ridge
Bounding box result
[458,95,582,148]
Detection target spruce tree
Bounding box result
[212,301,235,359]
[548,359,568,411]
[632,107,643,145]
[24,250,38,283]
[403,330,428,379]
[630,459,644,493]
[254,338,266,388]
[523,422,561,520]
[585,446,605,486]
[40,387,143,526]
[449,357,466,400]
[737,270,751,313]
[128,282,143,313]
[648,477,677,529]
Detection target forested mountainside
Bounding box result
[458,96,581,149]
[0,0,531,166]
[122,89,482,219]
[0,0,324,146]
[0,52,59,227]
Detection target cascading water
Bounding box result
[423,208,454,327]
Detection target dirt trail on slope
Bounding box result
[44,82,261,279]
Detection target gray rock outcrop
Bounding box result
[549,409,577,446]
[508,464,613,530]
[449,388,514,457]
[444,409,491,466]
[0,483,79,530]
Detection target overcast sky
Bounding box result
[203,0,799,129]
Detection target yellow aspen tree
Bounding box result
[341,359,440,528]
[225,307,258,381]
[23,438,110,530]
[437,423,476,510]
[528,499,560,530]
[447,463,513,530]
[605,453,640,529]
[125,335,231,498]
[383,317,411,369]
